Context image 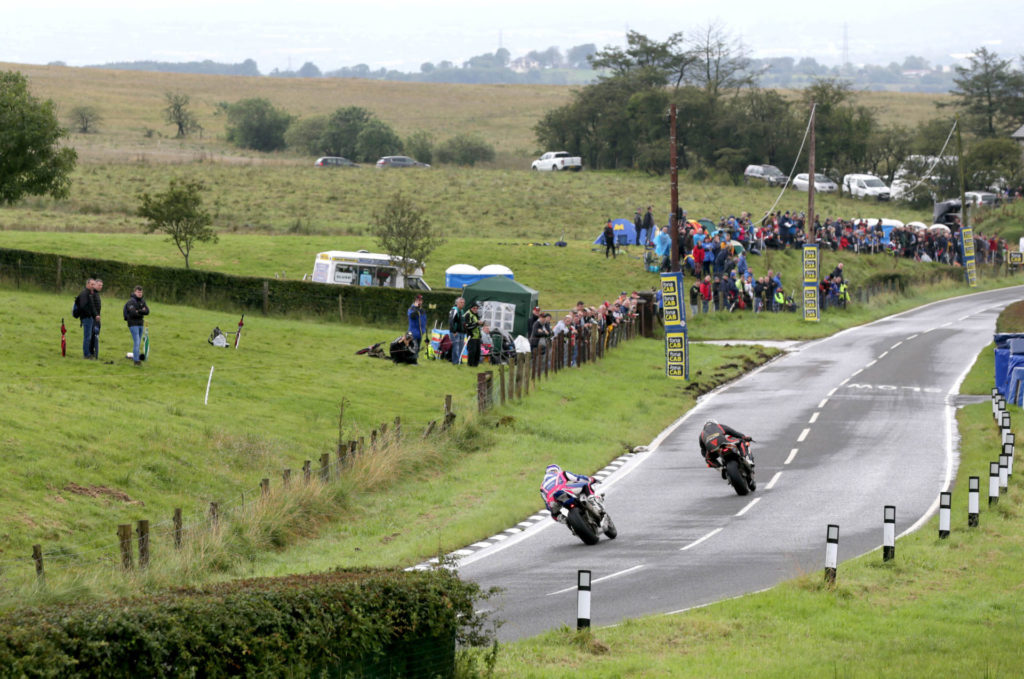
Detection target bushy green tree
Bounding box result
[137,179,217,269]
[946,47,1024,137]
[321,106,373,159]
[404,130,434,164]
[164,91,201,138]
[965,138,1023,190]
[0,71,77,204]
[372,192,444,276]
[284,116,328,155]
[225,98,292,151]
[434,134,495,166]
[354,119,403,160]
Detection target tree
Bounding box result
[285,116,328,155]
[589,31,688,87]
[566,44,597,69]
[297,62,321,78]
[137,180,217,269]
[0,70,77,205]
[372,192,444,276]
[965,138,1023,190]
[434,134,495,166]
[68,105,102,133]
[946,47,1024,137]
[225,98,292,151]
[321,106,373,159]
[404,130,435,164]
[164,92,201,138]
[354,119,403,161]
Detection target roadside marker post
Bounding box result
[999,454,1009,490]
[968,476,980,527]
[576,570,592,630]
[882,506,896,561]
[824,524,839,585]
[1004,437,1015,477]
[939,492,951,539]
[989,462,1000,506]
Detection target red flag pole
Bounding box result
[60,318,67,357]
[234,314,245,349]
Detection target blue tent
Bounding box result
[593,218,638,246]
[994,333,1024,396]
[1010,366,1024,406]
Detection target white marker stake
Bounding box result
[968,476,980,527]
[939,492,951,539]
[989,462,1000,507]
[999,454,1009,490]
[824,524,839,586]
[204,365,215,405]
[882,506,896,562]
[576,570,591,630]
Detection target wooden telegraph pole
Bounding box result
[669,103,680,273]
[808,103,816,232]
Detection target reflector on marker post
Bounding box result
[576,569,591,630]
[968,476,980,527]
[824,524,839,585]
[999,454,1009,489]
[1001,412,1010,430]
[939,492,951,539]
[882,506,896,561]
[989,462,1000,506]
[1005,439,1015,477]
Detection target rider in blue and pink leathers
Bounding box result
[540,464,593,522]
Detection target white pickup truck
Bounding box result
[531,151,583,172]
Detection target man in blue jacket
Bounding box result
[407,294,427,355]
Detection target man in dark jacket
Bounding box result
[448,297,465,365]
[124,285,150,365]
[407,294,427,355]
[76,276,102,359]
[642,206,655,247]
[464,302,482,367]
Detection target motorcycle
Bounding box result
[716,436,756,496]
[557,481,617,545]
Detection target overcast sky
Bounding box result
[3,0,1020,74]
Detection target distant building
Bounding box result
[1013,124,1024,166]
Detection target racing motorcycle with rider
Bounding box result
[540,464,617,545]
[699,419,756,495]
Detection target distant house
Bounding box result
[1013,124,1024,165]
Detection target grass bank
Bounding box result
[486,310,1024,677]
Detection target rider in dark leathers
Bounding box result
[698,419,752,468]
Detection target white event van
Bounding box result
[842,174,891,201]
[308,250,431,290]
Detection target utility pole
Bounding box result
[955,116,967,231]
[808,102,816,232]
[670,103,680,273]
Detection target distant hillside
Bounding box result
[87,59,261,77]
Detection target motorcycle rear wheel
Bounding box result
[567,507,600,545]
[725,459,750,496]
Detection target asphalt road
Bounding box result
[457,285,1024,642]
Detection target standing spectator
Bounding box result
[123,285,150,366]
[634,207,645,246]
[642,206,655,247]
[531,312,553,356]
[464,301,482,367]
[448,296,466,365]
[689,281,700,317]
[75,276,100,359]
[654,226,671,271]
[699,275,712,313]
[406,294,427,355]
[603,219,617,258]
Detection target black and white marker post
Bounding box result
[939,492,951,539]
[576,569,591,630]
[824,524,839,585]
[989,461,1000,506]
[882,506,896,561]
[999,454,1009,490]
[968,476,980,527]
[1001,411,1010,433]
[1005,435,1015,477]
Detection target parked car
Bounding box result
[842,173,891,201]
[792,173,838,193]
[965,191,999,207]
[314,156,359,168]
[531,151,583,171]
[743,164,788,186]
[375,155,430,169]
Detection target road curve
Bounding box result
[458,285,1024,641]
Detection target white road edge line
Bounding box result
[680,527,723,551]
[907,334,919,340]
[809,412,819,424]
[797,428,810,442]
[546,564,644,595]
[827,387,837,396]
[866,360,877,368]
[839,378,850,386]
[818,399,828,409]
[784,448,798,464]
[890,341,902,349]
[878,351,888,359]
[735,498,760,516]
[765,471,783,489]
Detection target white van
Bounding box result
[842,174,891,201]
[308,250,431,290]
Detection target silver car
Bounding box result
[793,173,838,193]
[375,155,430,169]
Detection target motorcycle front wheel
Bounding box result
[724,459,750,496]
[603,515,618,539]
[567,506,600,545]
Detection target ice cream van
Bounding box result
[308,250,431,290]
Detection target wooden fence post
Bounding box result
[173,508,182,549]
[371,429,378,448]
[358,436,365,455]
[423,420,437,438]
[524,354,531,396]
[303,460,312,483]
[136,520,150,569]
[477,371,493,412]
[393,416,401,438]
[443,394,456,430]
[320,453,331,482]
[209,502,219,526]
[499,364,507,405]
[515,358,524,399]
[338,293,344,322]
[336,400,346,456]
[117,524,133,570]
[32,545,44,580]
[283,469,291,486]
[261,478,270,497]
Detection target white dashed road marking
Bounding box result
[735,498,760,516]
[797,428,810,442]
[765,471,783,490]
[785,448,798,464]
[680,527,723,552]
